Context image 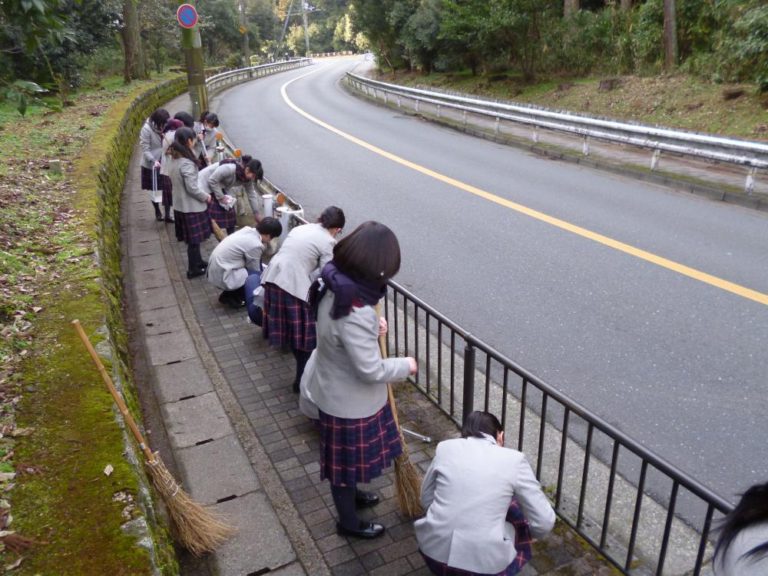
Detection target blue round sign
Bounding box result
[176,4,198,29]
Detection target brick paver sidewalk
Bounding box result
[158,219,619,576]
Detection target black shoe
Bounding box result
[355,490,380,508]
[336,521,385,539]
[155,213,164,221]
[186,268,206,279]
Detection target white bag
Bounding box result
[298,351,319,420]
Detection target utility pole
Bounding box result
[239,0,250,67]
[301,1,310,57]
[177,2,208,117]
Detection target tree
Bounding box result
[564,0,579,17]
[663,0,678,69]
[440,0,489,75]
[400,0,442,73]
[121,0,146,82]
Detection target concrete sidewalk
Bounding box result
[122,106,620,576]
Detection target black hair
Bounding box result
[318,206,345,230]
[256,217,282,238]
[332,221,400,287]
[198,110,209,123]
[149,108,170,131]
[173,111,195,128]
[714,482,768,569]
[170,127,199,164]
[244,158,263,181]
[461,411,503,439]
[204,112,220,127]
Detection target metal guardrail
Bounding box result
[381,281,733,575]
[207,58,312,96]
[346,72,768,194]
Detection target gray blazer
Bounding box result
[206,227,264,290]
[139,120,163,169]
[198,162,261,216]
[304,292,411,419]
[414,435,556,574]
[260,223,335,302]
[167,156,209,214]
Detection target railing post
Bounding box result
[651,148,661,170]
[462,342,476,425]
[745,166,756,195]
[582,135,590,156]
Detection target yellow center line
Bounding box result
[281,71,768,307]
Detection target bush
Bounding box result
[714,3,768,89]
[78,44,125,87]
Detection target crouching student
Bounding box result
[206,217,282,309]
[414,411,556,576]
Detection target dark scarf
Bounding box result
[220,158,246,181]
[309,262,385,319]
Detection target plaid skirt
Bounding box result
[208,199,236,232]
[176,210,211,245]
[161,175,173,208]
[262,283,316,351]
[318,404,402,487]
[420,499,532,576]
[140,166,158,191]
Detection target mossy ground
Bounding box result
[0,72,180,574]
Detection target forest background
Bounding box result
[0,0,765,573]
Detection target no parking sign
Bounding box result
[176,4,199,29]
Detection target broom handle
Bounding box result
[71,320,156,463]
[375,305,403,431]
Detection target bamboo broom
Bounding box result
[377,310,424,519]
[72,320,235,556]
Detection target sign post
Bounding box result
[177,3,208,118]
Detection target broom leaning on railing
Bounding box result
[377,310,424,519]
[72,320,235,556]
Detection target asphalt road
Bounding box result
[216,56,768,503]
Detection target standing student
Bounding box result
[713,481,768,576]
[206,217,282,309]
[198,156,265,235]
[414,411,556,576]
[194,111,220,166]
[139,108,169,221]
[167,127,212,279]
[158,118,184,224]
[303,221,417,540]
[260,206,345,393]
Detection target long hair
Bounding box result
[170,127,199,164]
[461,411,503,439]
[714,482,768,568]
[332,221,400,288]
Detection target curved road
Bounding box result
[217,57,768,502]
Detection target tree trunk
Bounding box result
[663,0,678,70]
[620,0,632,11]
[564,0,579,17]
[121,0,146,82]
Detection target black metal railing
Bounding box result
[383,280,733,576]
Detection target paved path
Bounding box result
[122,97,619,576]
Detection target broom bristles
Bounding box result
[147,457,235,557]
[394,453,424,518]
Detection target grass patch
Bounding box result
[0,71,182,574]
